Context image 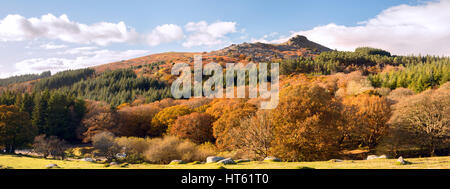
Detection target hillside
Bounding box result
[0,35,331,91]
[94,35,331,73]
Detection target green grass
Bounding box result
[0,154,449,169]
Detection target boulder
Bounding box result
[367,155,387,160]
[109,162,118,166]
[264,156,282,162]
[206,156,225,163]
[397,156,406,165]
[169,160,185,165]
[82,158,94,162]
[116,153,127,159]
[218,158,236,165]
[236,159,251,163]
[46,164,59,169]
[329,159,343,162]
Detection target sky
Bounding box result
[0,0,449,78]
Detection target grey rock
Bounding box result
[82,158,94,162]
[397,156,406,165]
[329,159,343,162]
[236,159,251,163]
[378,155,387,159]
[116,153,127,159]
[46,164,59,168]
[109,162,118,166]
[218,158,236,165]
[206,156,225,163]
[367,155,387,160]
[264,156,282,162]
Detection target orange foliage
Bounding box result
[342,94,392,149]
[207,99,257,150]
[270,83,343,161]
[151,105,193,135]
[169,112,214,144]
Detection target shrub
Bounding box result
[387,88,415,103]
[92,132,120,161]
[115,137,153,163]
[143,136,209,164]
[32,135,68,160]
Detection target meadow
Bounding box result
[1,154,449,169]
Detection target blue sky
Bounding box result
[1,0,449,78]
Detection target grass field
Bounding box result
[1,154,449,169]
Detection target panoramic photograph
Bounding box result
[0,0,449,186]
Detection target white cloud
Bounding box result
[183,21,237,48]
[8,49,149,77]
[273,0,450,56]
[146,24,184,46]
[62,46,99,55]
[40,42,67,50]
[0,14,138,46]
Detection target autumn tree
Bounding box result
[151,105,192,136]
[81,101,118,142]
[116,104,161,137]
[231,110,273,160]
[389,83,450,156]
[342,94,392,150]
[0,105,37,153]
[270,83,343,161]
[169,112,214,144]
[209,100,257,150]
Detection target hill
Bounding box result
[94,35,331,73]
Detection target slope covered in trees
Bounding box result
[280,48,450,78]
[34,68,95,91]
[369,60,450,92]
[0,71,51,87]
[58,69,171,106]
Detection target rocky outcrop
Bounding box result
[211,35,331,62]
[279,35,331,52]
